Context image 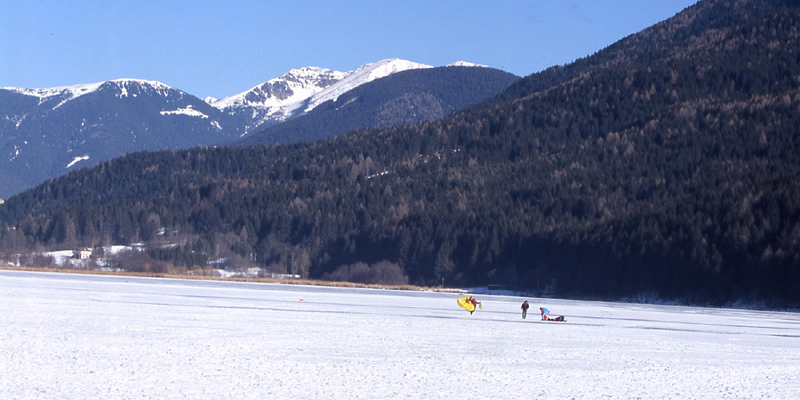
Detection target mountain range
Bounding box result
[2,0,799,306]
[0,59,515,199]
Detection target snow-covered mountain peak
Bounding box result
[102,79,177,99]
[210,59,432,114]
[205,58,434,133]
[446,61,489,68]
[303,58,433,112]
[210,66,346,111]
[106,79,173,91]
[3,82,105,101]
[281,66,343,83]
[2,79,177,109]
[346,58,432,82]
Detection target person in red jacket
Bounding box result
[468,296,481,314]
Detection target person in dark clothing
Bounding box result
[521,300,530,319]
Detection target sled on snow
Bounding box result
[539,307,564,322]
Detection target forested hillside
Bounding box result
[2,0,799,306]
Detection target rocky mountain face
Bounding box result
[209,66,348,134]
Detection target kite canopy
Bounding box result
[457,295,477,312]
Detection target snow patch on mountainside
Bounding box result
[160,105,208,118]
[110,79,174,98]
[9,144,24,162]
[66,155,90,169]
[4,114,27,129]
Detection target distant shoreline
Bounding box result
[3,265,796,313]
[0,264,441,292]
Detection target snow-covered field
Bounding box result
[2,271,799,399]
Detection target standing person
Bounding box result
[521,300,530,319]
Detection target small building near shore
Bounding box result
[73,248,92,260]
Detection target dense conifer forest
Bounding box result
[2,0,799,306]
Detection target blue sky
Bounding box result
[2,0,697,99]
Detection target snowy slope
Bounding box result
[2,270,799,399]
[209,59,432,133]
[3,82,104,104]
[302,58,432,113]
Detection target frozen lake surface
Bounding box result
[2,270,799,399]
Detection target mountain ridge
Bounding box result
[0,59,507,198]
[207,59,434,134]
[237,66,519,146]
